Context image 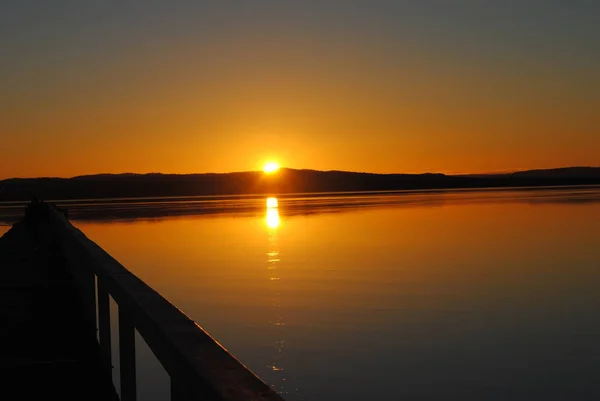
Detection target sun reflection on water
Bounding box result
[266,197,279,208]
[266,197,280,229]
[264,197,293,395]
[266,208,280,229]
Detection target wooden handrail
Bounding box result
[48,207,284,401]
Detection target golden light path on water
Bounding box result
[265,197,291,394]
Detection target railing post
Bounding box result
[98,277,112,371]
[171,378,184,401]
[119,306,137,401]
[83,269,97,339]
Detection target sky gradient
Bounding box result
[1,1,599,178]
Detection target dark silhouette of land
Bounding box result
[0,167,598,202]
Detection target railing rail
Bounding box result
[48,206,284,401]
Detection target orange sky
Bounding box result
[1,2,598,179]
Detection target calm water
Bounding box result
[2,187,600,400]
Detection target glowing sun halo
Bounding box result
[263,161,280,174]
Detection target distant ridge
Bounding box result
[511,166,600,178]
[0,167,598,202]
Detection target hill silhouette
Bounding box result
[0,167,599,201]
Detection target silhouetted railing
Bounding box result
[48,206,284,401]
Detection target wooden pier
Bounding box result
[0,201,284,401]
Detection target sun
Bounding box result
[263,161,280,174]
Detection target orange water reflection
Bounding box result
[73,189,600,400]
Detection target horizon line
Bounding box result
[1,165,599,181]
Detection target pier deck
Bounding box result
[0,214,118,400]
[0,201,284,401]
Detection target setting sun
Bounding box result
[263,161,280,174]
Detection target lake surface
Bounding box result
[2,187,600,400]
